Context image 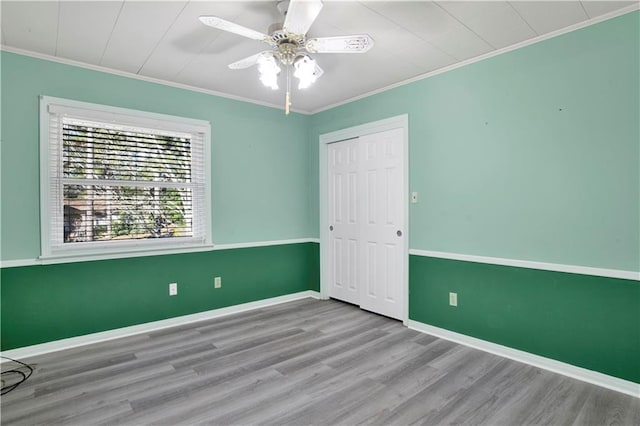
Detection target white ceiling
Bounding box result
[1,1,637,113]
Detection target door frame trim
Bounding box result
[319,114,409,324]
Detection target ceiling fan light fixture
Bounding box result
[257,54,281,90]
[200,0,375,114]
[293,55,322,89]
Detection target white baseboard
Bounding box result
[7,293,634,399]
[1,291,321,362]
[408,320,640,398]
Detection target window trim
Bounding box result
[39,95,213,261]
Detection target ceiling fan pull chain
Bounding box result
[285,91,291,116]
[285,64,292,115]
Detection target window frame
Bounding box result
[39,95,212,261]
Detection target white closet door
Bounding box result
[328,138,360,305]
[358,128,405,320]
[327,128,405,320]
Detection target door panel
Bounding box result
[327,128,405,320]
[328,138,360,305]
[359,128,405,319]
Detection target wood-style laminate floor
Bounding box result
[1,298,639,425]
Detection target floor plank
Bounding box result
[2,298,638,425]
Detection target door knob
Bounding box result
[329,225,334,231]
[397,230,402,237]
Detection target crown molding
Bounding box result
[310,4,640,114]
[2,5,637,116]
[0,45,312,115]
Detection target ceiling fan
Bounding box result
[199,0,374,114]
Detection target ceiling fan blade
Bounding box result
[228,51,274,69]
[199,16,269,42]
[283,0,323,36]
[306,35,374,53]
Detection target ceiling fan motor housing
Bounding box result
[269,25,306,49]
[268,22,284,35]
[270,1,306,47]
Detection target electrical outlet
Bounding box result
[214,276,222,289]
[449,292,458,307]
[169,282,178,296]
[411,192,418,203]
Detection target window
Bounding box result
[40,96,211,260]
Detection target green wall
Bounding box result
[309,12,640,384]
[310,12,639,272]
[410,256,640,383]
[0,51,318,350]
[1,11,638,385]
[1,243,319,350]
[0,51,314,261]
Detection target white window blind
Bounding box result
[40,96,211,259]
